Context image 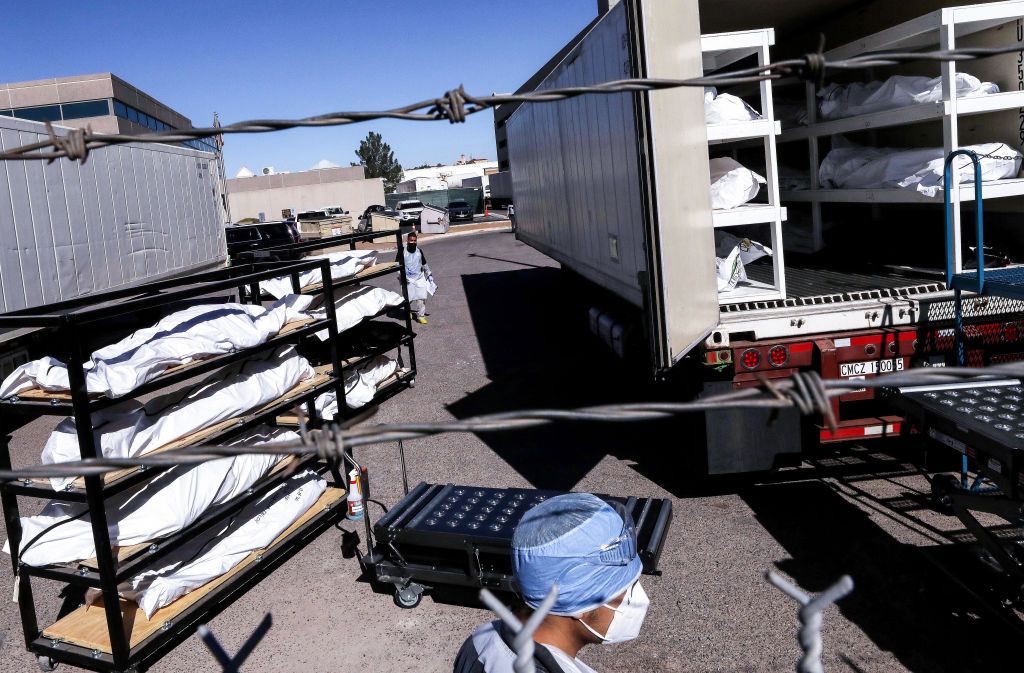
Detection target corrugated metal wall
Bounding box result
[0,116,226,313]
[505,2,647,305]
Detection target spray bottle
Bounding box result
[346,468,364,521]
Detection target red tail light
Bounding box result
[768,345,789,367]
[740,348,761,370]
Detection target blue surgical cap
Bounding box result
[512,493,642,616]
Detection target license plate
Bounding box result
[840,358,904,377]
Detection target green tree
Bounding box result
[354,132,404,192]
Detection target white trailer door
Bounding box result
[627,0,719,375]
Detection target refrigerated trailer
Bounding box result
[502,0,1024,472]
[0,115,227,373]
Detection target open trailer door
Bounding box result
[627,0,720,377]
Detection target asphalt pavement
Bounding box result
[0,230,1020,672]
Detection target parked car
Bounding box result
[225,222,297,260]
[323,206,349,217]
[395,200,425,225]
[358,204,399,231]
[447,199,474,222]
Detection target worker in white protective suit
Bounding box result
[398,231,435,325]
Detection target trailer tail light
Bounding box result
[703,350,732,366]
[740,348,761,370]
[768,345,789,367]
[1004,323,1020,343]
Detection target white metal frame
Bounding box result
[778,0,1024,267]
[702,29,788,304]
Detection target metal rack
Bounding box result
[0,260,349,673]
[777,0,1024,263]
[251,229,419,421]
[702,29,788,304]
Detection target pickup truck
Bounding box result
[395,200,425,225]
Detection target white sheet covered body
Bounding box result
[715,232,773,291]
[0,296,313,400]
[315,355,398,418]
[310,285,405,341]
[41,346,314,491]
[4,427,300,567]
[709,157,766,209]
[88,471,326,618]
[705,87,762,125]
[260,251,378,299]
[818,73,998,120]
[819,142,1022,197]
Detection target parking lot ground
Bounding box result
[1,230,1021,672]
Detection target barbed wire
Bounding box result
[766,571,855,673]
[2,42,1024,163]
[480,585,559,673]
[0,362,1020,483]
[196,614,273,673]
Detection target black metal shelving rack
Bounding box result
[250,228,419,421]
[0,259,351,673]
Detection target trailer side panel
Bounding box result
[0,116,226,314]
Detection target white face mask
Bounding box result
[577,581,650,644]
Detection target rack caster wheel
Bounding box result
[932,474,960,513]
[37,655,58,671]
[394,584,423,609]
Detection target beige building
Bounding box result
[226,166,386,222]
[0,73,216,152]
[0,72,228,221]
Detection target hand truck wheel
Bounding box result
[37,655,58,671]
[931,473,960,513]
[393,583,423,609]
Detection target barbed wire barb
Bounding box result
[195,613,273,673]
[480,585,559,673]
[766,571,854,673]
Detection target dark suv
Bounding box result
[447,199,474,222]
[225,222,299,260]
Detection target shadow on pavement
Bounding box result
[742,480,1021,672]
[448,266,695,491]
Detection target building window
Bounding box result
[499,160,510,171]
[14,105,62,123]
[61,100,110,120]
[498,139,507,149]
[111,98,218,153]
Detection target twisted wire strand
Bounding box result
[480,585,559,673]
[766,571,855,673]
[4,41,1024,163]
[0,362,1020,483]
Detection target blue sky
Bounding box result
[2,0,596,176]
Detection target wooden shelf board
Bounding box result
[43,487,345,654]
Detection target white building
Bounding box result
[397,158,499,193]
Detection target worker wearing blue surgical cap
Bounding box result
[453,493,650,673]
